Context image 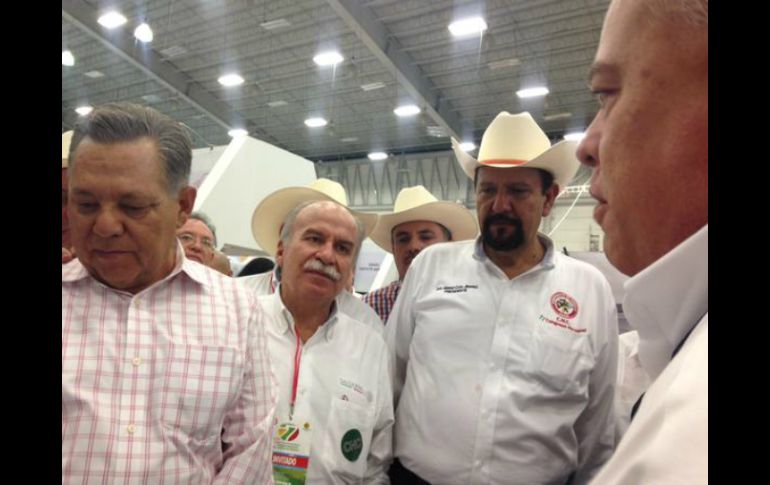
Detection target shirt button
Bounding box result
[132,357,142,366]
[126,424,136,434]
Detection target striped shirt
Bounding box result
[62,246,277,484]
[362,280,402,324]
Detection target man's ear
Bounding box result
[541,183,559,217]
[176,186,197,229]
[276,239,285,269]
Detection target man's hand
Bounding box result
[62,247,76,264]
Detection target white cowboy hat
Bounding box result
[369,185,478,252]
[62,131,73,168]
[251,178,379,256]
[451,111,580,192]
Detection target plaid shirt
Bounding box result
[62,247,276,484]
[362,280,402,324]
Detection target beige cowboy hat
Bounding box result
[451,111,579,193]
[62,131,74,168]
[251,178,379,256]
[369,185,479,252]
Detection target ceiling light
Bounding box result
[487,58,520,70]
[459,142,476,151]
[368,151,388,161]
[313,51,344,66]
[448,17,488,37]
[304,117,328,128]
[97,11,128,29]
[260,18,291,30]
[516,86,549,98]
[218,73,245,87]
[543,112,572,121]
[394,105,420,117]
[75,106,93,116]
[267,100,288,107]
[564,132,585,142]
[84,70,105,79]
[341,137,358,143]
[228,128,248,138]
[134,22,154,43]
[62,50,75,66]
[361,82,385,91]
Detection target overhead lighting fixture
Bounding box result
[267,100,288,107]
[84,70,105,79]
[517,86,549,98]
[313,51,344,67]
[368,151,388,161]
[75,106,93,116]
[260,18,291,30]
[361,82,386,91]
[543,112,572,121]
[304,117,328,128]
[62,50,75,66]
[134,22,154,43]
[564,132,585,142]
[218,73,245,87]
[340,137,358,143]
[459,142,476,152]
[448,17,488,37]
[487,58,520,70]
[97,11,128,29]
[228,128,248,138]
[394,104,420,117]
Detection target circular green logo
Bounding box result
[340,429,363,462]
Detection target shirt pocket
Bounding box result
[156,344,242,448]
[320,397,376,482]
[525,324,592,398]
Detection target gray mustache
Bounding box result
[303,259,341,282]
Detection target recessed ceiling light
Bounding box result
[228,128,248,138]
[516,86,549,98]
[361,82,385,91]
[368,151,388,161]
[75,106,93,116]
[267,100,288,107]
[218,73,245,87]
[448,17,488,37]
[459,142,476,151]
[304,117,328,128]
[313,51,344,66]
[62,50,75,66]
[564,132,585,142]
[260,18,291,30]
[394,105,420,117]
[134,22,154,43]
[97,11,128,29]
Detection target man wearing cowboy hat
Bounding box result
[241,178,384,329]
[363,185,478,323]
[385,111,619,484]
[259,199,394,483]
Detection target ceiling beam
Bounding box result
[61,1,278,145]
[324,0,465,141]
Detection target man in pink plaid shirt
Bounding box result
[62,103,277,484]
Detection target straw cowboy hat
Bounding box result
[451,111,580,192]
[369,185,479,252]
[251,178,379,256]
[62,131,73,168]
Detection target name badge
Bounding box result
[272,417,312,485]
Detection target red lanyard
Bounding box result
[289,329,302,420]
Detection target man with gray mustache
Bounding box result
[258,199,394,483]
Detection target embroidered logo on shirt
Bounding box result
[550,292,579,319]
[436,284,479,294]
[341,429,363,462]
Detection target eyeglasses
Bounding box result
[178,233,215,250]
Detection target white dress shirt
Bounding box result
[386,236,619,485]
[590,225,707,485]
[260,290,394,483]
[241,271,383,332]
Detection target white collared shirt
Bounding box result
[259,291,394,484]
[241,270,383,332]
[386,237,619,485]
[590,225,708,485]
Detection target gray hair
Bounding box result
[645,0,707,27]
[189,211,217,246]
[68,102,192,194]
[279,199,366,264]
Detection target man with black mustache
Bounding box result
[385,112,619,484]
[258,199,394,483]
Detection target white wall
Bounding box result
[192,136,317,251]
[542,203,604,253]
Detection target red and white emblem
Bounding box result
[550,292,579,319]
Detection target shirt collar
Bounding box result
[61,242,209,291]
[472,233,556,271]
[622,224,708,380]
[271,284,341,342]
